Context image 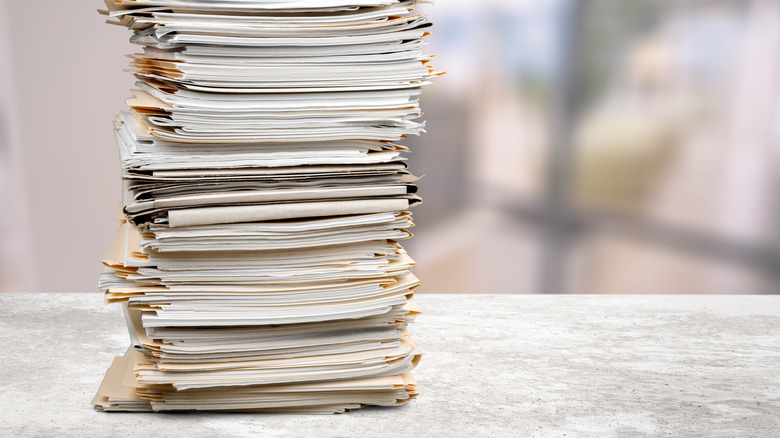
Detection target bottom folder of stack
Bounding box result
[95,347,418,413]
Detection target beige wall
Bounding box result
[1,1,134,291]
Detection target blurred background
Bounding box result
[2,0,780,293]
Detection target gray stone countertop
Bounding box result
[1,293,778,437]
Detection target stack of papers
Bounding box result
[92,0,438,413]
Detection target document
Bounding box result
[94,0,437,413]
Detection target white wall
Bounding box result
[0,0,135,291]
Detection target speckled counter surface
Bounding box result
[1,293,778,437]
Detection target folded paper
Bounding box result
[94,0,437,414]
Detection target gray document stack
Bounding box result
[92,0,438,413]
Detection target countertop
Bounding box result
[1,293,778,437]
